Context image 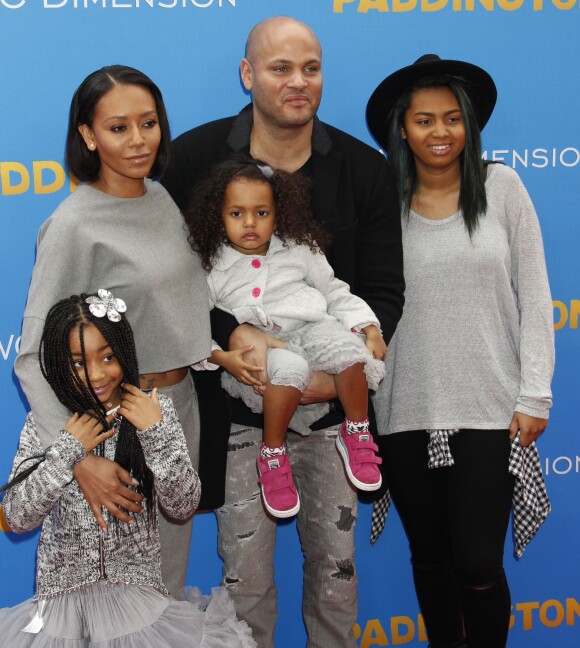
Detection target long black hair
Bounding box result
[66,64,172,182]
[3,293,155,526]
[386,75,489,237]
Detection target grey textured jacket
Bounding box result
[3,394,200,600]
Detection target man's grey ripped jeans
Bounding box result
[216,423,359,648]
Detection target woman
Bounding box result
[366,55,554,647]
[14,65,211,598]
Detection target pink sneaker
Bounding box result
[257,453,300,518]
[336,422,382,491]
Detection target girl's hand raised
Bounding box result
[118,384,162,431]
[63,412,117,453]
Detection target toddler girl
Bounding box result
[0,290,255,647]
[186,157,386,518]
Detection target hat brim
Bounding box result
[366,58,497,151]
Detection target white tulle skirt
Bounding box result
[222,318,386,415]
[0,581,256,647]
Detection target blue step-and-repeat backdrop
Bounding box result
[0,2,578,646]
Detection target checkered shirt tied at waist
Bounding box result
[370,430,551,558]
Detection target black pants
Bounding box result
[380,429,515,648]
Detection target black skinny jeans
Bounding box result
[379,429,515,648]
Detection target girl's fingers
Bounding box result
[241,372,262,386]
[101,427,118,440]
[243,363,264,373]
[121,383,141,395]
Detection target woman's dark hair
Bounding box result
[184,155,331,272]
[2,294,155,528]
[66,65,171,182]
[386,75,488,237]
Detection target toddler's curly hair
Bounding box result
[184,155,331,272]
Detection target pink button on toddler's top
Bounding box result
[252,287,261,298]
[251,259,261,269]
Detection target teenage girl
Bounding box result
[185,156,386,518]
[0,291,256,647]
[366,54,554,648]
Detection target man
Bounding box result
[162,16,404,648]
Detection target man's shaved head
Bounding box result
[245,16,321,62]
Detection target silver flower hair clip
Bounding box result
[257,164,274,179]
[86,289,127,323]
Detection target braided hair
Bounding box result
[3,294,155,528]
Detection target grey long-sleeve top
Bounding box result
[3,394,200,599]
[14,180,211,450]
[373,163,554,434]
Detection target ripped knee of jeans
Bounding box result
[331,558,355,582]
[335,505,355,532]
[460,568,507,597]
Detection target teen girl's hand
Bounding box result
[362,324,388,360]
[211,346,265,387]
[118,384,162,431]
[509,412,548,447]
[63,412,117,453]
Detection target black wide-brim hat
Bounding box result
[366,54,497,151]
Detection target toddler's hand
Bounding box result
[64,412,117,453]
[119,384,163,431]
[362,325,387,360]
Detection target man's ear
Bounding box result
[240,58,253,92]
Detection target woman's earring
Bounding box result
[400,130,406,140]
[88,142,95,150]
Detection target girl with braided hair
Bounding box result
[185,156,387,519]
[0,291,256,648]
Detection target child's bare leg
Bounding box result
[334,363,368,422]
[334,363,382,492]
[263,384,302,448]
[256,348,309,519]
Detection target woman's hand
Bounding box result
[73,454,144,532]
[362,324,388,360]
[509,412,548,447]
[63,412,117,453]
[211,347,265,387]
[119,384,162,431]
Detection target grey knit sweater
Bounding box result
[14,180,211,450]
[3,394,200,600]
[373,163,554,434]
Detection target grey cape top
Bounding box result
[14,180,210,449]
[3,394,201,599]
